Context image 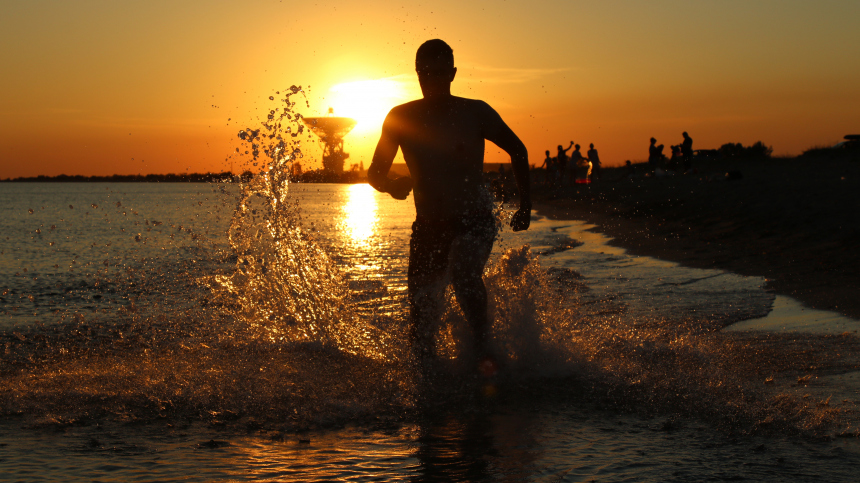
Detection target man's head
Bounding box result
[545,150,550,156]
[683,131,689,138]
[575,144,581,150]
[416,39,456,98]
[589,143,594,149]
[650,137,656,144]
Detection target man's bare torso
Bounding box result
[384,96,494,220]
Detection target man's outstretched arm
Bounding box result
[481,103,531,231]
[368,112,412,200]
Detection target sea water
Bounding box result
[1,87,859,480]
[1,181,859,481]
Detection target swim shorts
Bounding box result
[407,212,498,295]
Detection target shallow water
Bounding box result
[2,182,860,481]
[728,295,860,334]
[2,395,859,482]
[497,218,776,327]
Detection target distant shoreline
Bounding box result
[0,162,516,183]
[531,153,860,320]
[0,172,364,184]
[0,173,237,183]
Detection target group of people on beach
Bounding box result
[534,132,697,188]
[648,132,694,175]
[537,141,602,187]
[533,132,695,186]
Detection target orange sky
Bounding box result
[1,0,858,178]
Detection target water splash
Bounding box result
[0,90,857,440]
[211,88,403,361]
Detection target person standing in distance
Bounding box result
[587,143,601,181]
[367,39,531,374]
[681,131,694,172]
[556,141,574,186]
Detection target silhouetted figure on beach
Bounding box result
[648,137,664,169]
[624,160,634,178]
[587,143,601,181]
[368,39,531,374]
[556,142,573,185]
[681,132,693,172]
[669,144,682,172]
[569,144,587,184]
[539,150,556,187]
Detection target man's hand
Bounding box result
[510,206,531,232]
[386,176,413,200]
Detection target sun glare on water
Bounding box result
[326,79,413,135]
[342,183,379,248]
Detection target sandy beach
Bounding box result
[531,153,860,320]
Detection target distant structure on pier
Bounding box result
[302,108,356,174]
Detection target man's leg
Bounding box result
[408,222,452,361]
[449,218,496,359]
[449,264,490,354]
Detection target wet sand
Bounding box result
[531,154,860,320]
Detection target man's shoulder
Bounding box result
[452,96,493,111]
[394,97,491,109]
[389,100,422,115]
[399,98,426,108]
[389,97,495,120]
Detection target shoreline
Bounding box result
[530,156,860,320]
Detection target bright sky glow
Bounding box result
[327,78,416,135]
[1,0,858,177]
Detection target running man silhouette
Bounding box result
[368,39,531,373]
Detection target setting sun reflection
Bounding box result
[343,183,378,247]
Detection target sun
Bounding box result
[325,78,415,135]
